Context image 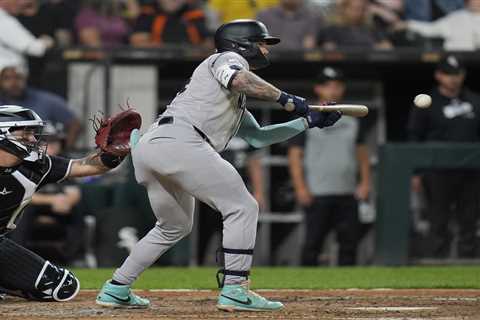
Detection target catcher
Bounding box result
[0,105,140,302]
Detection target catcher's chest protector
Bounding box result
[0,155,69,235]
[0,161,48,235]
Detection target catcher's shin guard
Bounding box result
[27,261,80,301]
[0,237,79,301]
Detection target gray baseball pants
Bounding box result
[112,117,258,285]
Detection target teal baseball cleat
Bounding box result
[217,281,284,312]
[96,281,150,309]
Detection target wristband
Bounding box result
[100,153,125,169]
[276,91,290,106]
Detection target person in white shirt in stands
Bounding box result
[396,0,480,51]
[0,0,54,70]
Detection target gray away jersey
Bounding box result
[163,51,249,152]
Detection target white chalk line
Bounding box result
[348,307,438,311]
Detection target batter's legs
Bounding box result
[112,174,195,285]
[129,123,259,285]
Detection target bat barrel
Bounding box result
[310,104,369,117]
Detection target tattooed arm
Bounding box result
[68,152,111,178]
[230,69,309,115]
[230,69,281,101]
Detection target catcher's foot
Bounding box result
[96,280,150,309]
[217,280,284,312]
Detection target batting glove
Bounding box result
[277,92,309,117]
[305,110,342,129]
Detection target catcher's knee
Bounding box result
[26,261,80,302]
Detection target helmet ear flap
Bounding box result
[218,39,270,69]
[217,38,244,53]
[245,44,270,69]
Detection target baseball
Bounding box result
[414,94,432,108]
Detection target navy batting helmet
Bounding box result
[214,19,280,69]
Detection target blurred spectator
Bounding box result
[256,0,321,50]
[130,0,211,47]
[0,65,80,149]
[17,0,77,89]
[122,0,141,21]
[208,0,278,25]
[9,123,84,265]
[397,0,480,51]
[18,0,75,48]
[317,0,392,50]
[0,0,54,71]
[404,0,464,22]
[369,0,404,31]
[408,55,480,258]
[75,0,130,48]
[288,67,371,266]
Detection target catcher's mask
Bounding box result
[214,19,280,70]
[0,105,47,162]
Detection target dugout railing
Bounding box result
[376,143,480,265]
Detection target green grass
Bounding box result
[73,266,480,290]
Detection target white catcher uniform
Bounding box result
[113,51,258,285]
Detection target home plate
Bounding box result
[349,307,438,311]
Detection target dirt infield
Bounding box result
[2,289,479,319]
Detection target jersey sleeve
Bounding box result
[209,52,249,89]
[40,155,73,187]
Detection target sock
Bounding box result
[110,279,127,286]
[223,275,247,285]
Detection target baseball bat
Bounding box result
[310,104,369,117]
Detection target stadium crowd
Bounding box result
[1,0,480,268]
[1,0,479,57]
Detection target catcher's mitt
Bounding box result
[92,108,142,157]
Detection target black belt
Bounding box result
[158,116,211,145]
[157,116,173,126]
[193,127,211,144]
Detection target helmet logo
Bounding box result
[0,187,13,196]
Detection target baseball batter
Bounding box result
[97,19,341,312]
